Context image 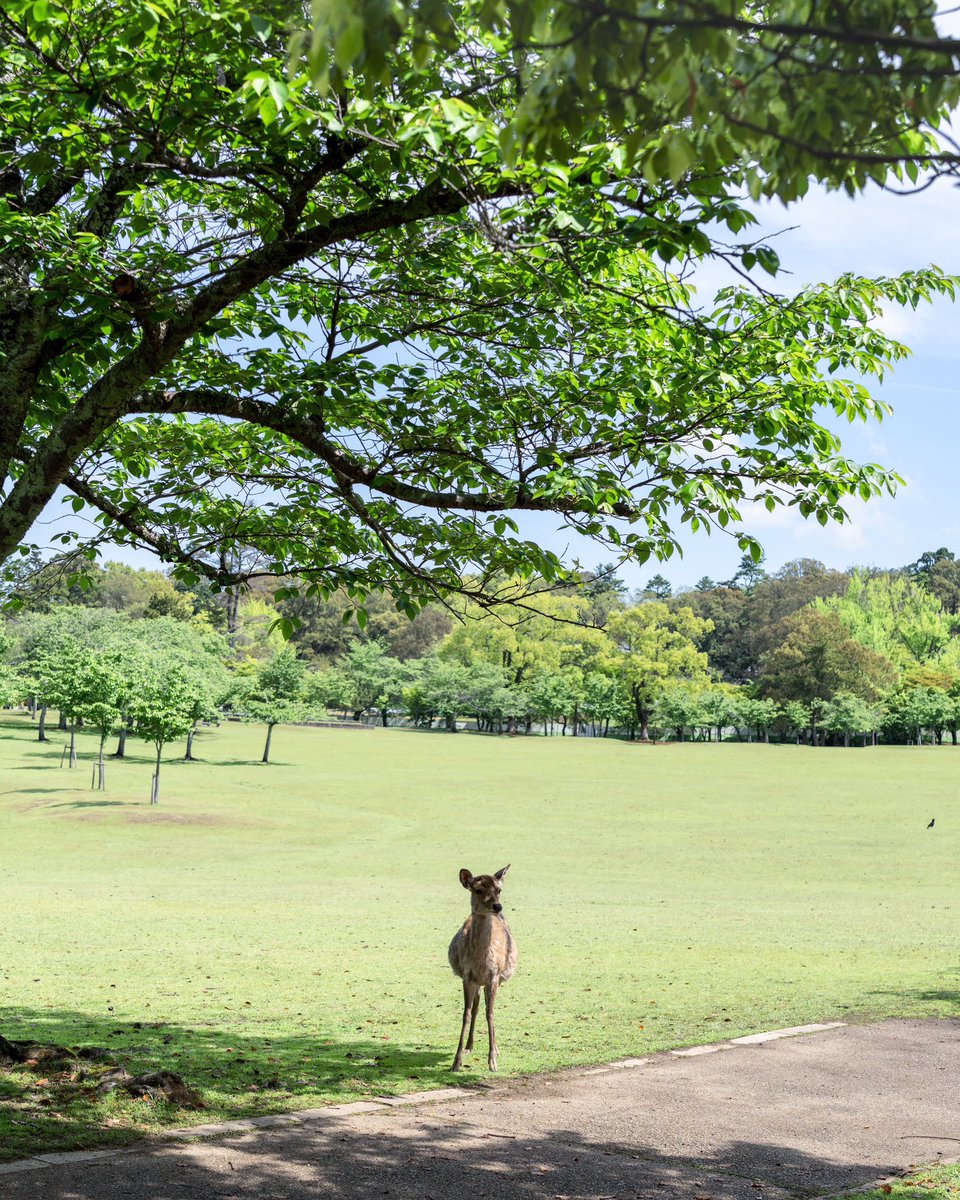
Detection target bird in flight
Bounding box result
[927,818,935,828]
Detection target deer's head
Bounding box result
[459,865,510,915]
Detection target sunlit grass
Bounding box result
[858,1163,960,1200]
[1,713,959,1159]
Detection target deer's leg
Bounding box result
[465,991,481,1051]
[485,979,501,1071]
[452,979,478,1071]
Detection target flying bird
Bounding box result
[927,818,935,828]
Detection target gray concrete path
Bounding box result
[3,1019,959,1200]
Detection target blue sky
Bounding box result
[35,133,960,596]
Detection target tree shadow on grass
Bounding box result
[869,971,960,1014]
[45,800,135,809]
[0,1006,456,1162]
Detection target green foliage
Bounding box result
[305,0,960,196]
[761,609,897,704]
[819,692,881,745]
[819,571,960,672]
[606,603,712,737]
[1,0,956,612]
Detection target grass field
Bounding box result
[1,713,959,1160]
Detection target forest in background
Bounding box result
[2,546,960,752]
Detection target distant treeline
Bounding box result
[4,548,960,747]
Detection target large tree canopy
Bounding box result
[1,0,956,616]
[310,0,960,194]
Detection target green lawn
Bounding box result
[859,1163,960,1200]
[1,713,959,1160]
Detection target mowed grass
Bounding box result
[1,713,959,1159]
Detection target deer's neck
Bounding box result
[467,911,501,939]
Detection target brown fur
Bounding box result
[448,865,517,1071]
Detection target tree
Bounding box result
[760,609,897,706]
[182,668,232,762]
[130,664,196,803]
[820,692,879,748]
[905,549,960,616]
[669,585,750,683]
[727,553,768,594]
[655,686,703,742]
[740,560,852,677]
[819,571,960,672]
[71,651,127,788]
[403,658,471,730]
[881,686,950,746]
[606,604,712,740]
[643,574,673,601]
[694,577,715,593]
[698,687,738,742]
[242,648,309,762]
[310,1,960,198]
[781,700,812,746]
[732,695,780,744]
[1,0,955,619]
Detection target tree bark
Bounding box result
[113,718,130,757]
[151,745,162,804]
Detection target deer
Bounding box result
[448,864,518,1072]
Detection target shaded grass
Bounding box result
[1,714,959,1159]
[856,1162,960,1199]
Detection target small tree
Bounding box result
[734,696,780,744]
[131,666,196,804]
[182,665,232,761]
[41,639,89,768]
[655,687,703,742]
[243,649,310,763]
[782,700,812,745]
[72,652,126,789]
[820,692,875,748]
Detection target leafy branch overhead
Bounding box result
[0,0,957,614]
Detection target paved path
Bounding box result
[3,1019,959,1199]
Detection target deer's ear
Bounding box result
[494,864,511,881]
[459,869,474,889]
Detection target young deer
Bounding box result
[448,865,518,1071]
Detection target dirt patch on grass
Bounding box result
[121,811,228,825]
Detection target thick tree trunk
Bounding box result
[262,722,275,763]
[185,726,196,760]
[37,704,48,741]
[113,719,129,758]
[58,710,68,732]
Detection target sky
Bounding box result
[31,96,960,597]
